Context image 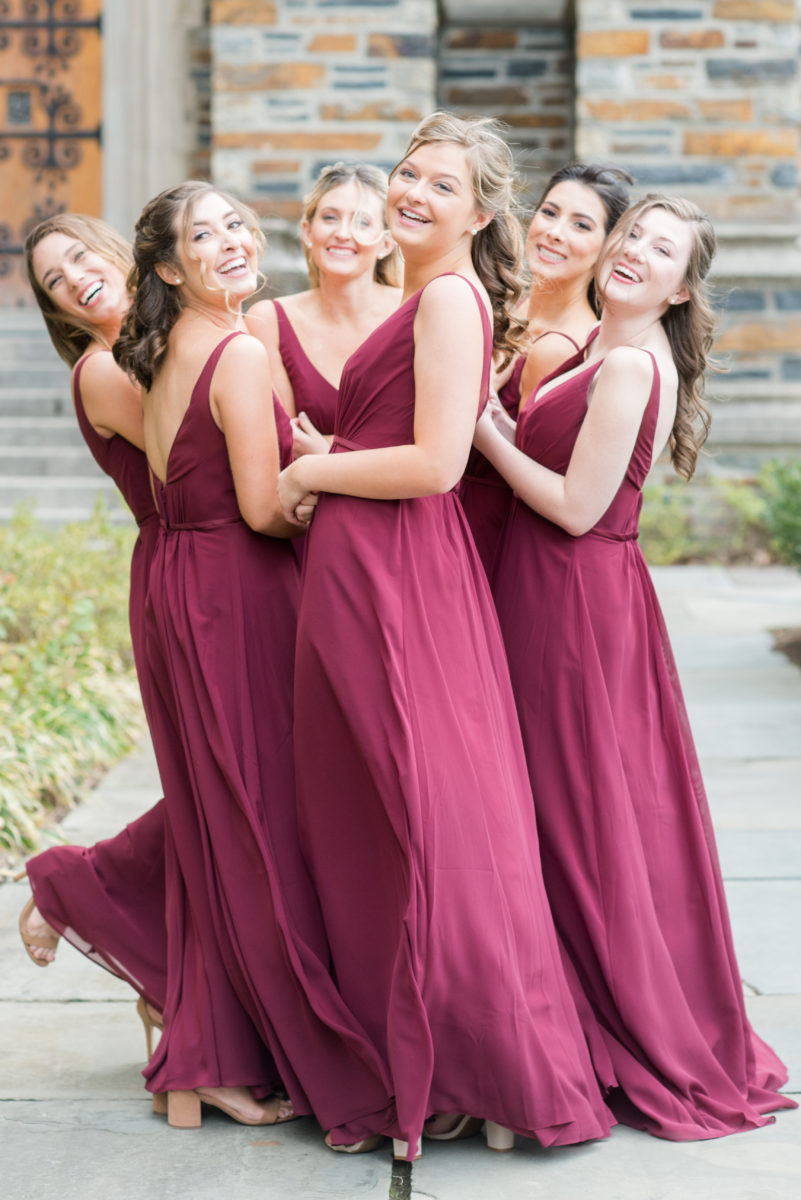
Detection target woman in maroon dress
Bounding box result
[474,194,796,1138]
[460,163,631,575]
[20,216,167,1036]
[114,182,394,1133]
[247,162,402,450]
[278,113,614,1160]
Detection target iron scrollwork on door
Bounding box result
[0,0,102,282]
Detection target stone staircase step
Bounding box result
[0,446,106,476]
[0,503,131,527]
[0,416,84,446]
[0,366,70,388]
[0,475,120,511]
[0,387,73,417]
[0,337,64,363]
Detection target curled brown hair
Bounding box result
[301,162,402,288]
[598,193,717,480]
[24,214,133,367]
[394,111,526,367]
[113,181,265,390]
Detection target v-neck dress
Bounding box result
[459,331,580,578]
[294,277,614,1156]
[274,299,339,432]
[141,332,395,1134]
[491,340,797,1138]
[25,350,168,1011]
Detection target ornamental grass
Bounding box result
[0,502,144,857]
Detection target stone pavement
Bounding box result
[1,565,800,1200]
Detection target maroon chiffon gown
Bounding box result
[458,355,524,576]
[460,329,582,578]
[25,351,167,1010]
[274,299,338,431]
[294,277,614,1157]
[492,341,797,1139]
[141,333,394,1134]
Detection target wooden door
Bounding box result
[0,0,102,305]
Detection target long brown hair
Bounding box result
[598,193,717,480]
[532,163,633,313]
[393,111,527,366]
[25,214,133,367]
[113,181,265,390]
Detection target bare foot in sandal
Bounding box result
[19,896,59,966]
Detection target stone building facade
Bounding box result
[1,0,799,474]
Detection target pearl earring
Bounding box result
[471,229,478,237]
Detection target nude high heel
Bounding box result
[155,1089,296,1129]
[135,995,164,1059]
[167,1090,202,1129]
[393,1138,422,1161]
[424,1113,483,1141]
[18,895,59,966]
[326,1134,383,1154]
[485,1121,514,1151]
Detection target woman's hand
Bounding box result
[277,459,317,526]
[487,391,517,444]
[291,412,331,458]
[472,402,500,455]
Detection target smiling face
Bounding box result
[598,206,693,314]
[302,180,392,283]
[169,190,260,306]
[32,231,129,333]
[387,142,489,257]
[525,180,608,290]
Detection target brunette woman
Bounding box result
[19,216,167,1039]
[113,182,393,1133]
[475,194,796,1138]
[460,164,631,575]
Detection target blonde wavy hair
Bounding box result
[301,162,402,289]
[393,111,527,366]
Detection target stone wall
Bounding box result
[437,22,574,206]
[574,0,799,223]
[209,0,438,286]
[575,0,801,474]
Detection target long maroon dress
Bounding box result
[294,278,614,1157]
[492,342,797,1139]
[458,355,524,575]
[141,333,394,1133]
[459,330,582,577]
[25,351,167,1010]
[274,299,338,431]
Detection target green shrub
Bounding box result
[0,502,144,856]
[639,481,704,565]
[640,475,775,566]
[760,458,801,570]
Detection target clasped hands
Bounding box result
[277,457,318,527]
[473,389,517,454]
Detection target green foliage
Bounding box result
[640,475,775,566]
[639,481,704,565]
[0,502,144,856]
[760,458,801,570]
